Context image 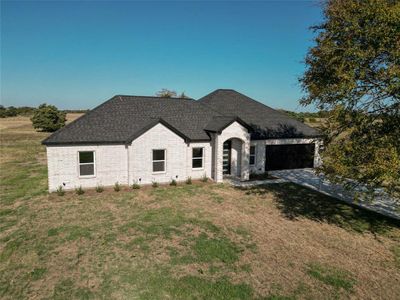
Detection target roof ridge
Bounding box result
[117,94,195,101]
[196,100,227,117]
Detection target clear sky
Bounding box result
[1,1,323,111]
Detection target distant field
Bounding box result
[65,113,84,123]
[304,118,327,129]
[1,116,399,299]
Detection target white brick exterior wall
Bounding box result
[46,144,128,192]
[128,123,187,185]
[186,142,213,180]
[128,123,213,185]
[45,121,321,192]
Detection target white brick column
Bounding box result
[215,134,224,183]
[314,139,323,167]
[240,139,250,181]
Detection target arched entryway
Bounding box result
[211,120,251,183]
[223,138,244,178]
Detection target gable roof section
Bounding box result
[204,116,253,133]
[43,95,222,145]
[125,118,190,143]
[199,89,321,139]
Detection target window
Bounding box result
[152,149,166,172]
[192,147,204,169]
[79,151,95,176]
[249,146,256,166]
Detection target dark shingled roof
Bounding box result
[199,89,321,139]
[43,95,222,145]
[43,90,321,145]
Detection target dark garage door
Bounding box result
[265,144,315,171]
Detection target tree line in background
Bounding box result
[1,102,329,130]
[0,105,36,118]
[278,110,329,123]
[0,105,87,118]
[0,104,88,132]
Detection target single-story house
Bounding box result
[43,89,322,192]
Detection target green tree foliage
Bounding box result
[156,89,178,98]
[0,105,36,118]
[300,0,400,199]
[179,92,190,99]
[31,104,66,132]
[156,89,191,98]
[0,106,18,117]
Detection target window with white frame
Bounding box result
[152,149,166,172]
[79,151,95,176]
[192,147,204,169]
[249,146,256,166]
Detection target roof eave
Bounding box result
[42,140,126,146]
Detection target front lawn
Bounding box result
[1,116,400,299]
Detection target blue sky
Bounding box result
[1,1,323,111]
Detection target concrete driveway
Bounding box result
[269,168,400,220]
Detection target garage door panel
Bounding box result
[265,144,315,171]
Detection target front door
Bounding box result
[223,140,231,175]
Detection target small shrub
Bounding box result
[75,186,84,195]
[96,185,104,193]
[114,182,121,192]
[56,186,65,196]
[131,181,140,189]
[152,181,159,188]
[170,179,177,186]
[201,174,208,182]
[186,177,192,185]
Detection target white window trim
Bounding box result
[152,149,167,174]
[192,147,205,170]
[249,145,256,166]
[78,151,96,178]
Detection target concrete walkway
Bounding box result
[225,177,288,187]
[269,168,400,220]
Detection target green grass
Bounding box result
[47,225,92,241]
[192,232,240,264]
[307,263,355,292]
[30,268,47,281]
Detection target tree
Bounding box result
[299,0,400,199]
[179,92,190,99]
[156,89,177,98]
[31,104,66,132]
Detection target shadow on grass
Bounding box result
[239,183,400,236]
